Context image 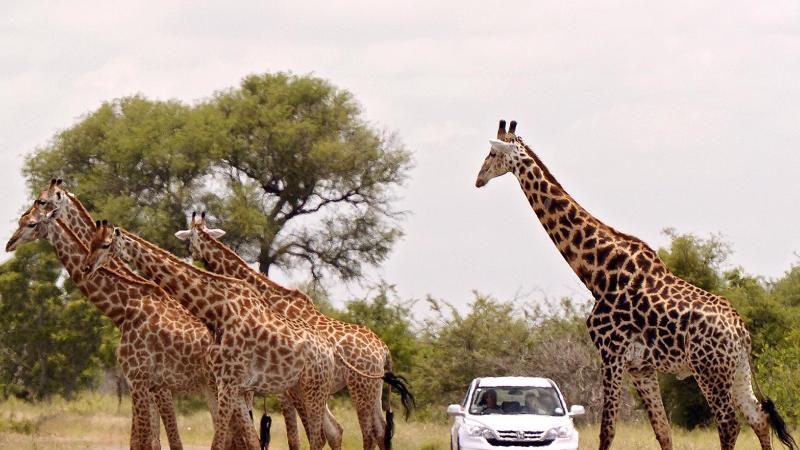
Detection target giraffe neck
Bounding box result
[510,139,667,297]
[120,229,232,325]
[195,229,321,321]
[61,193,137,277]
[61,193,96,244]
[47,219,153,327]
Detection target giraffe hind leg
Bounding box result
[598,358,624,450]
[153,388,183,450]
[696,374,741,450]
[347,375,383,450]
[731,358,772,449]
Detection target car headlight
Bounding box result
[465,423,497,440]
[542,425,572,440]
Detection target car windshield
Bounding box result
[468,386,565,416]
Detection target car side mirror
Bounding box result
[447,404,464,417]
[568,405,585,417]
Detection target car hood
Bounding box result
[464,413,570,431]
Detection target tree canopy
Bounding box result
[24,72,411,281]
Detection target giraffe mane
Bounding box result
[62,189,98,229]
[515,135,661,258]
[55,218,166,294]
[121,228,244,284]
[196,227,307,300]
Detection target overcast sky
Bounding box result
[2,1,799,314]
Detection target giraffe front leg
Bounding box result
[153,388,183,450]
[599,358,624,450]
[278,393,302,450]
[628,368,672,450]
[147,396,162,450]
[129,384,154,450]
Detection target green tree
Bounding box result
[23,96,216,255]
[0,242,107,400]
[204,73,411,280]
[335,283,417,373]
[24,72,411,282]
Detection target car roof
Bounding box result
[475,376,554,388]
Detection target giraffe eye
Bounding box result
[36,200,46,205]
[27,223,37,228]
[101,243,111,249]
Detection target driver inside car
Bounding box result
[480,389,502,414]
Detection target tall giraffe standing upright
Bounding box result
[81,222,343,450]
[474,120,797,450]
[175,212,415,450]
[5,203,214,450]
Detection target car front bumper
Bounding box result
[457,434,579,450]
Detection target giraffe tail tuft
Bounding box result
[384,409,394,450]
[383,372,415,421]
[762,398,798,450]
[259,413,272,450]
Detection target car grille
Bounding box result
[486,438,555,447]
[486,430,554,447]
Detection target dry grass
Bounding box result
[0,393,780,449]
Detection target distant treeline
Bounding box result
[2,229,798,428]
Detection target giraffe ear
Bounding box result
[206,228,226,239]
[489,139,516,154]
[174,230,191,241]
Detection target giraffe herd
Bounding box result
[5,179,414,450]
[3,118,797,450]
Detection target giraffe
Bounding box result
[33,179,249,450]
[175,211,415,450]
[81,222,343,450]
[474,120,797,450]
[5,203,215,450]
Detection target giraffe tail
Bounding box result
[761,398,798,450]
[384,402,394,450]
[382,372,414,450]
[750,356,798,449]
[383,372,415,420]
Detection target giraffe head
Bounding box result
[174,211,226,260]
[475,119,527,188]
[36,178,70,211]
[82,221,126,278]
[5,202,61,251]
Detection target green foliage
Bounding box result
[772,265,800,307]
[334,283,417,374]
[657,228,730,292]
[755,330,800,423]
[410,294,622,422]
[24,72,411,281]
[23,97,215,256]
[0,242,108,400]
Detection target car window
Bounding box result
[468,386,565,416]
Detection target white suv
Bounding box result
[447,377,585,450]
